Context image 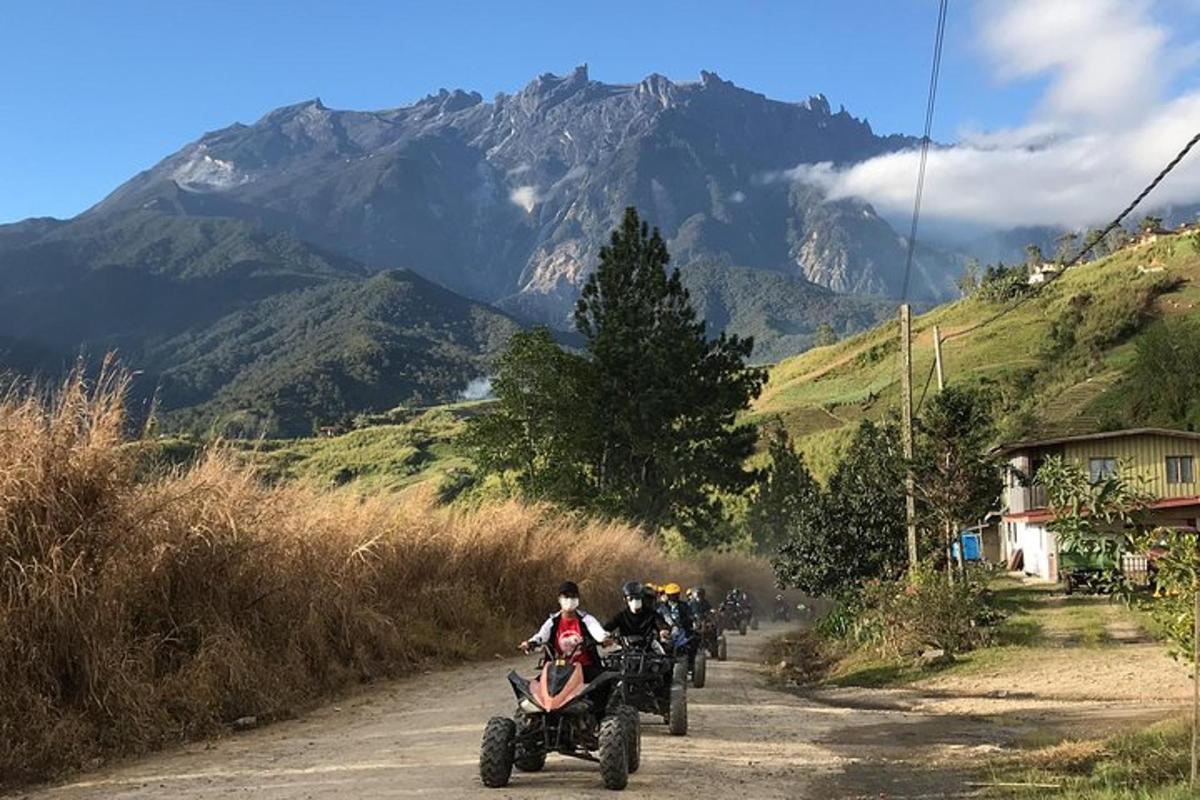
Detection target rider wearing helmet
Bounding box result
[660,583,698,672]
[605,580,670,640]
[689,586,713,616]
[520,580,611,671]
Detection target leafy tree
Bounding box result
[1037,456,1152,586]
[468,208,766,544]
[573,207,765,540]
[1054,231,1079,263]
[1024,243,1045,266]
[956,258,981,297]
[1139,215,1164,233]
[746,425,821,554]
[912,386,1004,570]
[461,328,594,502]
[814,322,839,348]
[774,421,907,596]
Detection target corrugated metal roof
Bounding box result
[996,428,1200,455]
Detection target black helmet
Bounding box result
[622,580,644,598]
[695,586,706,598]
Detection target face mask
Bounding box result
[559,596,580,612]
[627,597,643,612]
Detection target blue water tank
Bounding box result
[959,532,982,561]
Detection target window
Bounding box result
[1167,456,1195,484]
[1089,457,1117,482]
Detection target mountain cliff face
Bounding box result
[90,67,954,322]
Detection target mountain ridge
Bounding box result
[76,66,957,321]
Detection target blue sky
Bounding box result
[1,1,1198,225]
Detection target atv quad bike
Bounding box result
[602,635,689,736]
[719,599,752,636]
[480,643,638,790]
[695,609,726,668]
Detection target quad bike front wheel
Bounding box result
[751,617,759,631]
[738,619,748,636]
[598,715,629,790]
[717,635,728,661]
[479,716,516,788]
[692,650,707,688]
[617,705,641,773]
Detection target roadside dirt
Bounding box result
[8,617,1187,800]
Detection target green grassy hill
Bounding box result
[750,230,1200,479]
[136,401,494,493]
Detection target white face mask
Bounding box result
[627,597,643,612]
[559,596,580,612]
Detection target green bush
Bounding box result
[829,565,996,657]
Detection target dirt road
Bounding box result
[10,618,1184,800]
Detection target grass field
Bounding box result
[750,231,1200,480]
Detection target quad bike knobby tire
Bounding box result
[738,619,748,636]
[479,716,516,788]
[668,679,688,736]
[751,617,759,631]
[692,650,707,688]
[598,715,629,790]
[717,635,728,661]
[617,705,641,773]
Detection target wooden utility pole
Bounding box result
[900,305,918,569]
[1192,588,1199,788]
[932,324,945,392]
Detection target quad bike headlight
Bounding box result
[519,698,542,714]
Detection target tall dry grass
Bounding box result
[0,368,771,786]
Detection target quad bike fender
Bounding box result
[507,670,534,701]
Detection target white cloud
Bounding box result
[728,190,746,203]
[786,0,1200,230]
[459,377,493,401]
[509,185,540,213]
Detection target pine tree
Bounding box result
[574,207,766,539]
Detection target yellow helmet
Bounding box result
[662,582,682,596]
[644,581,658,592]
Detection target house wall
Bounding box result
[1063,434,1200,499]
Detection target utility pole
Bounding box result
[932,324,945,392]
[1192,587,1199,788]
[900,305,918,570]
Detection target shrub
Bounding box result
[828,565,996,657]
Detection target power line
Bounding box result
[899,0,949,303]
[914,128,1200,414]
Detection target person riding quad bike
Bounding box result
[658,583,707,686]
[483,581,635,790]
[606,581,671,641]
[688,586,713,617]
[772,593,791,622]
[720,587,753,636]
[689,586,726,664]
[601,582,690,736]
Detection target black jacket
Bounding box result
[662,600,694,634]
[605,607,669,640]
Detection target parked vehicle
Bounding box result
[480,642,636,790]
[1059,549,1119,595]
